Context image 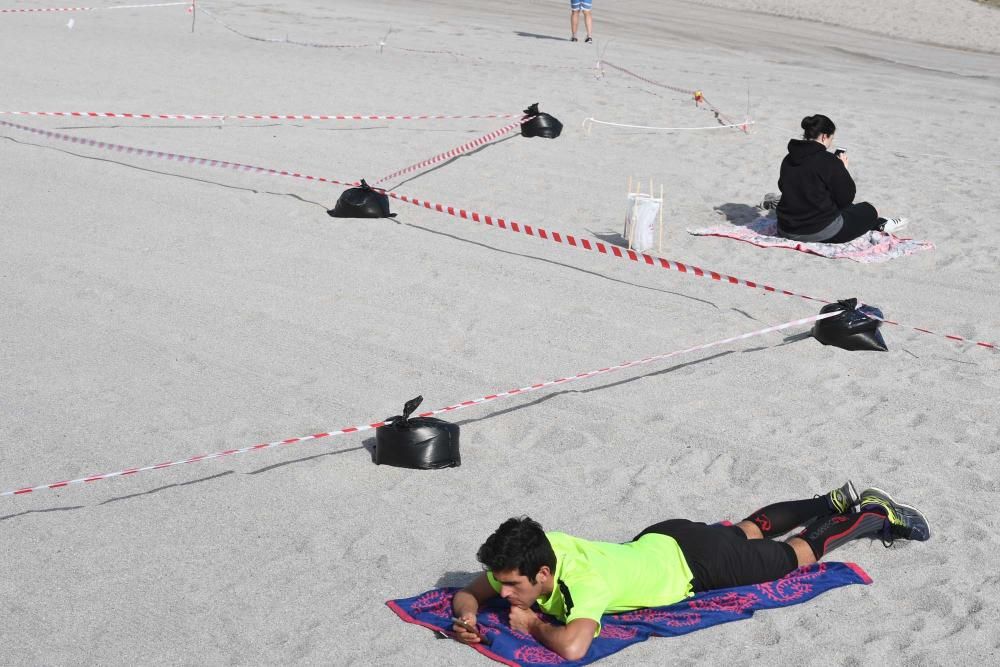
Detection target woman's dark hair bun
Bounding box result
[801,114,836,140]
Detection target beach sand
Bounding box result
[1,0,999,664]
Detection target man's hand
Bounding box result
[513,610,599,662]
[451,573,498,645]
[452,614,483,645]
[508,604,540,635]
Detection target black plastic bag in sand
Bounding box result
[812,298,888,352]
[327,179,394,218]
[375,396,461,470]
[521,103,563,139]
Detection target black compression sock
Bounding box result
[743,497,830,537]
[799,511,887,559]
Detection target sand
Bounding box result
[1,0,999,664]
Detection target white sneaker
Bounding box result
[878,217,909,234]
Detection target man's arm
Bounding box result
[451,572,497,644]
[510,607,598,662]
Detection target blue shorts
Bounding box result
[571,0,592,10]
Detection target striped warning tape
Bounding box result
[1,311,835,498]
[379,189,995,350]
[0,111,519,121]
[373,116,531,184]
[1,117,993,350]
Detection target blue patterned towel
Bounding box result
[387,562,871,666]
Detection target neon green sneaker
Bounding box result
[858,487,931,543]
[826,481,859,514]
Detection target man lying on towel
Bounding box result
[452,484,929,661]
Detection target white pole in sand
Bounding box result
[658,183,664,254]
[625,175,632,246]
[627,177,640,250]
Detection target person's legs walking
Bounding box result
[583,9,593,40]
[569,0,581,40]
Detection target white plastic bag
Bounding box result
[624,193,661,253]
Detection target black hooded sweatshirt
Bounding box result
[776,139,856,236]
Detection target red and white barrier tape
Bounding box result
[373,116,530,184]
[2,118,993,351]
[379,189,996,350]
[1,312,835,498]
[0,111,519,121]
[0,1,187,12]
[0,116,361,186]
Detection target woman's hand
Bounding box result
[837,152,849,168]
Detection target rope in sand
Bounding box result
[597,59,745,131]
[583,118,754,132]
[198,5,371,48]
[0,1,187,11]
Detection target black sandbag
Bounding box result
[375,396,461,470]
[812,298,888,352]
[520,103,563,139]
[327,179,393,218]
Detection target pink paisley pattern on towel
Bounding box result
[388,561,870,666]
[687,216,933,263]
[756,562,827,602]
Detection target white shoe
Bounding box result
[878,217,909,234]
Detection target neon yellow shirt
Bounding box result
[487,531,694,633]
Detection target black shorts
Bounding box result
[634,519,798,592]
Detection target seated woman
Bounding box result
[775,114,906,243]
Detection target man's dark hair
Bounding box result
[476,516,556,584]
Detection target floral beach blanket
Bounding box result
[387,561,871,666]
[688,216,933,263]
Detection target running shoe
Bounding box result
[877,217,909,234]
[859,487,931,543]
[826,480,859,514]
[571,36,579,42]
[759,192,781,210]
[585,36,593,43]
